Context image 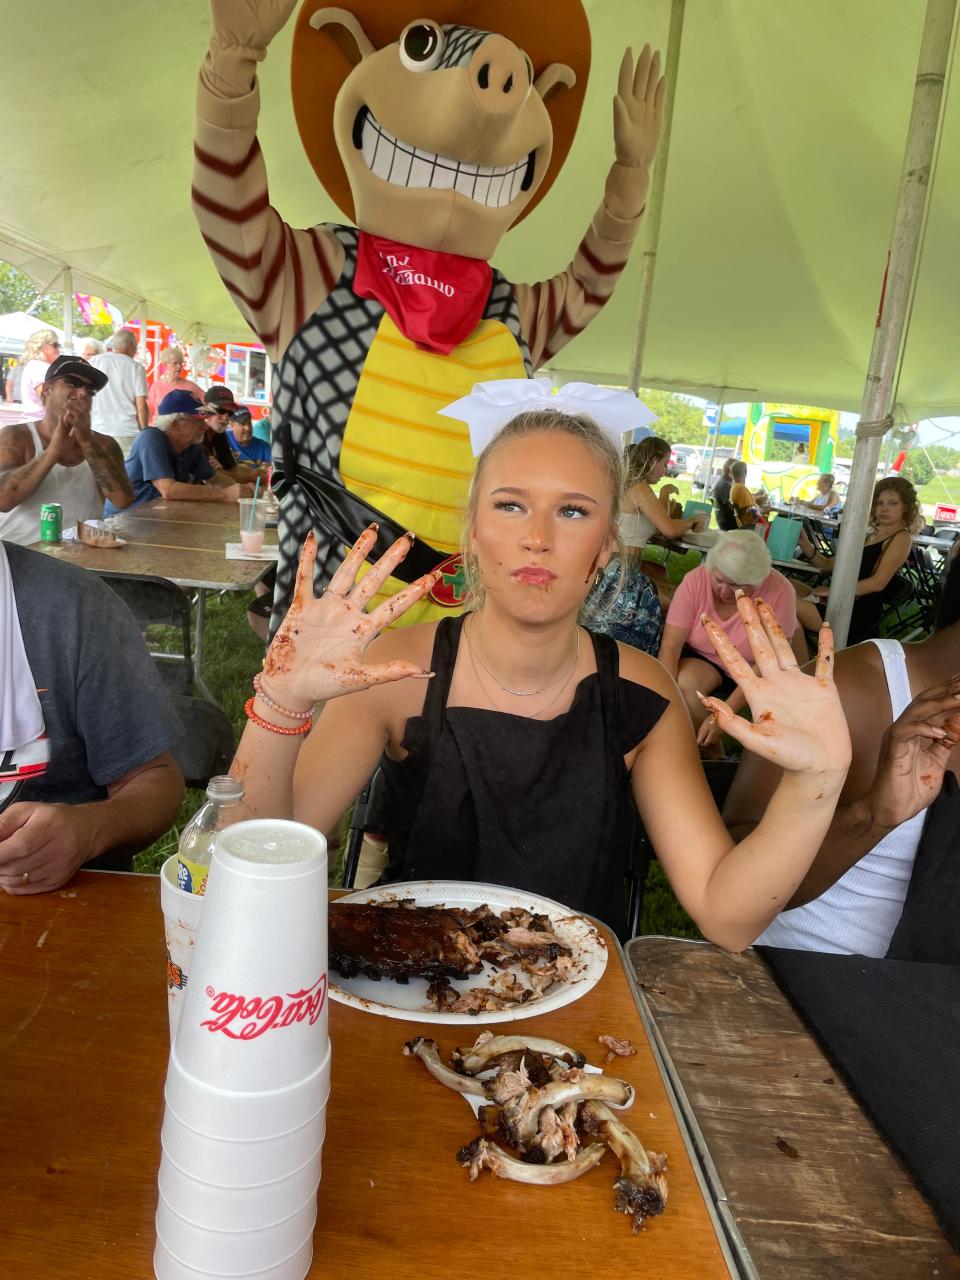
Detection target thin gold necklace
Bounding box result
[466,616,581,697]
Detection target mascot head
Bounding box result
[292,2,590,259]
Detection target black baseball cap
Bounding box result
[45,354,108,392]
[231,408,253,423]
[203,385,238,414]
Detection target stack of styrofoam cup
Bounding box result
[155,819,329,1280]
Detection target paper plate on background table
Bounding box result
[683,530,718,548]
[329,880,607,1024]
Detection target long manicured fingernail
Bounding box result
[734,589,744,599]
[699,612,711,625]
[931,726,948,737]
[367,522,379,533]
[404,530,416,543]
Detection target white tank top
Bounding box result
[756,638,924,957]
[0,422,104,545]
[618,503,656,549]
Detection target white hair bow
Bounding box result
[438,378,657,456]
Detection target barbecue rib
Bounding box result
[329,903,484,983]
[329,902,573,991]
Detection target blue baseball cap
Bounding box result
[157,389,204,417]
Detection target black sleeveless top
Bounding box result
[886,773,960,963]
[848,536,905,644]
[378,616,669,938]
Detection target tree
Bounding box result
[635,388,709,445]
[925,444,960,473]
[0,260,113,342]
[902,452,934,487]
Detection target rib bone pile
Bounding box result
[403,1031,668,1234]
[330,901,575,1011]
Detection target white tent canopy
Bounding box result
[1,1,955,416]
[0,311,64,350]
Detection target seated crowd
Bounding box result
[2,387,955,965]
[0,330,269,541]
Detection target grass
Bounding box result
[133,591,264,876]
[916,474,960,508]
[134,585,701,938]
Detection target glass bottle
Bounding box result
[176,776,251,896]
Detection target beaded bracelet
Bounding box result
[253,672,316,721]
[244,697,313,737]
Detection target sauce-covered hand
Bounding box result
[698,594,851,778]
[868,677,960,828]
[260,526,439,710]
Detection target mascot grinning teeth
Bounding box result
[194,2,664,631]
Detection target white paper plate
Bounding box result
[329,881,608,1024]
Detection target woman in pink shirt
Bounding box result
[660,531,807,753]
[147,347,204,423]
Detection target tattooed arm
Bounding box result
[0,424,59,512]
[84,431,134,509]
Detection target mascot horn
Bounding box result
[194,0,664,632]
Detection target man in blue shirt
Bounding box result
[227,408,272,466]
[105,391,250,513]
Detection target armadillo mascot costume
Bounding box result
[194,1,664,631]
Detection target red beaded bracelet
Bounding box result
[253,672,316,721]
[244,697,313,737]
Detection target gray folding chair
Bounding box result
[169,695,235,789]
[98,572,193,694]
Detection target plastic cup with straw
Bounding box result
[239,478,266,555]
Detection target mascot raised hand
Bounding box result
[194,0,664,630]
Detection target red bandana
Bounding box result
[353,233,492,355]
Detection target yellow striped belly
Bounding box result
[339,315,526,626]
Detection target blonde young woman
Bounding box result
[588,436,704,653]
[146,347,204,423]
[230,407,850,948]
[19,329,61,419]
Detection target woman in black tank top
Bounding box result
[793,477,916,643]
[233,406,852,951]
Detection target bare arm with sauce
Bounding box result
[627,595,852,951]
[723,645,960,906]
[231,527,439,820]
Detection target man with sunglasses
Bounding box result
[0,356,133,544]
[197,385,263,485]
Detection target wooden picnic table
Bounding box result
[0,873,738,1280]
[28,499,277,591]
[627,937,960,1279]
[28,499,277,699]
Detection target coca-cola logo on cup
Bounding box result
[201,975,327,1040]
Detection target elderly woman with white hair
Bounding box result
[659,531,807,753]
[146,346,204,423]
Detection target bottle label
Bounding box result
[177,856,209,896]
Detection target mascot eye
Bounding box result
[399,21,444,72]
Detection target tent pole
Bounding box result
[61,268,73,354]
[700,391,727,499]
[826,0,957,646]
[626,0,685,394]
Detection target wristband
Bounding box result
[253,672,316,720]
[244,697,312,737]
